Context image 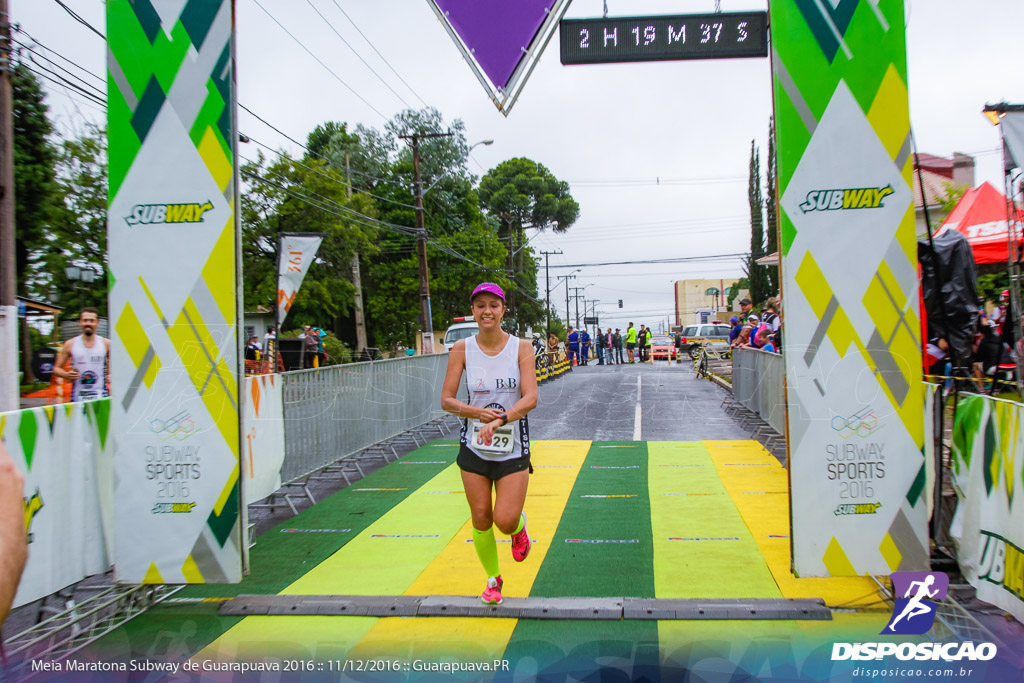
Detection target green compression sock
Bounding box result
[513,513,524,536]
[472,526,500,577]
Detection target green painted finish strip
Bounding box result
[503,441,659,677]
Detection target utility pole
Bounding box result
[540,249,562,336]
[0,0,16,411]
[570,287,585,329]
[400,131,452,354]
[345,151,368,356]
[557,273,576,331]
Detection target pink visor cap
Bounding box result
[470,282,505,302]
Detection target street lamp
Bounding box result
[66,265,96,285]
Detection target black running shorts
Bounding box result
[457,443,531,480]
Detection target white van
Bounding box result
[443,317,478,352]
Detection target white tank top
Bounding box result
[459,334,530,462]
[70,334,108,402]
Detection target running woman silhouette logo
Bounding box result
[882,571,949,635]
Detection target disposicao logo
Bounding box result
[125,201,214,227]
[799,185,894,213]
[883,571,948,635]
[831,571,998,662]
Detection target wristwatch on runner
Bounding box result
[498,412,508,426]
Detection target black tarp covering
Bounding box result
[919,230,979,362]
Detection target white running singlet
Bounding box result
[70,334,108,402]
[459,334,530,462]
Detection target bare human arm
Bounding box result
[477,339,539,442]
[0,442,27,625]
[52,339,78,381]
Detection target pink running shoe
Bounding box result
[481,575,503,605]
[511,513,531,562]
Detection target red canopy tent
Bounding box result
[935,181,1024,263]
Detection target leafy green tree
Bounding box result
[43,124,109,315]
[12,63,59,296]
[765,118,779,295]
[351,108,508,346]
[747,141,770,305]
[240,152,378,333]
[727,277,749,310]
[478,158,579,334]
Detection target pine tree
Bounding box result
[765,118,779,296]
[747,140,770,305]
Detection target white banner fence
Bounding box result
[4,353,457,605]
[2,401,114,609]
[950,393,1024,623]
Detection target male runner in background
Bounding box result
[53,307,110,401]
[625,323,637,363]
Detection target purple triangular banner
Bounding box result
[434,0,555,91]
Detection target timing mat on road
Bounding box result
[97,441,891,666]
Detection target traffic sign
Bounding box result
[560,12,768,65]
[583,316,599,325]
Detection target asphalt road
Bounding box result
[529,358,752,442]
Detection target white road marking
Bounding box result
[633,375,642,441]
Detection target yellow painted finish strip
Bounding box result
[705,441,878,607]
[350,441,591,662]
[649,442,780,599]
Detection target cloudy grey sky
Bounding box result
[15,0,1024,333]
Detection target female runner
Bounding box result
[441,283,538,604]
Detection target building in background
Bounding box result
[913,152,975,235]
[672,279,747,327]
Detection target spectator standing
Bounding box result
[605,328,615,366]
[739,298,753,318]
[625,323,637,363]
[566,327,580,365]
[580,328,591,366]
[547,333,561,367]
[728,316,742,345]
[245,336,261,361]
[595,328,607,365]
[637,325,649,363]
[734,315,759,348]
[613,328,624,364]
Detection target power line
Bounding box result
[328,0,429,108]
[18,62,106,109]
[239,110,389,183]
[244,135,418,210]
[250,0,388,121]
[49,0,105,40]
[12,30,105,85]
[19,52,104,100]
[549,254,748,269]
[303,0,413,110]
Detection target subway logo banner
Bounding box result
[107,0,243,583]
[771,1,927,576]
[950,395,1024,623]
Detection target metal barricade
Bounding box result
[280,354,460,483]
[731,347,786,435]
